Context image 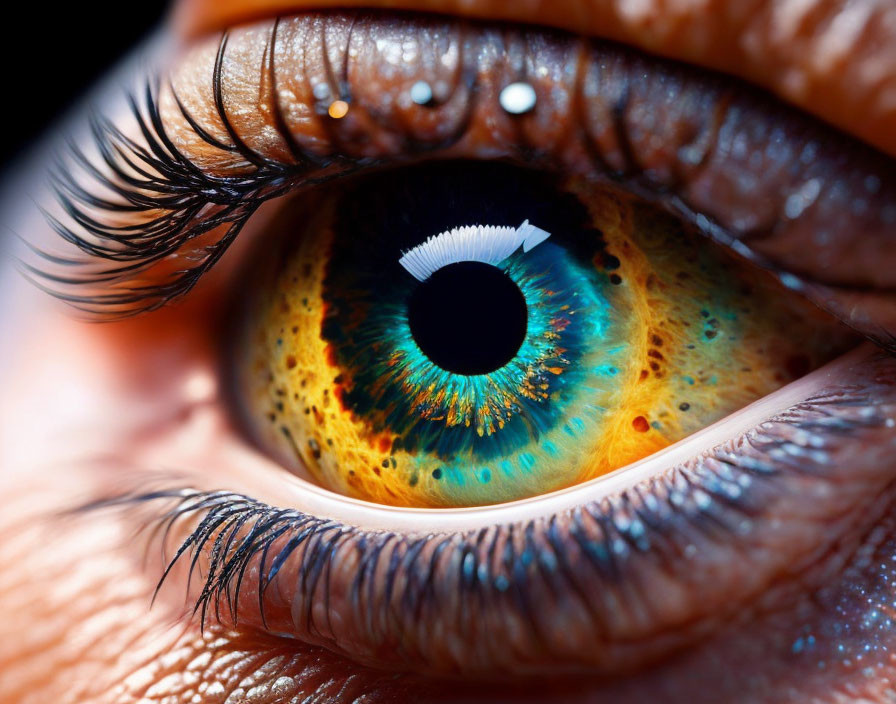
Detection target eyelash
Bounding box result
[38,83,303,315]
[33,10,896,338]
[83,376,892,675]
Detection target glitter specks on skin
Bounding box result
[499,82,537,115]
[785,515,896,687]
[409,80,434,106]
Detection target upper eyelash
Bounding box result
[24,9,896,358]
[36,86,298,315]
[28,21,357,318]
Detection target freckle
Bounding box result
[632,415,650,432]
[609,273,623,285]
[432,468,443,480]
[679,402,690,411]
[705,329,718,339]
[639,369,649,380]
[651,334,663,346]
[286,355,297,369]
[308,438,321,459]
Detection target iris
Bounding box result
[326,233,626,498]
[241,161,850,507]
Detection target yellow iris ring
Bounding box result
[243,176,850,508]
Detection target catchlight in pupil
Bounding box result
[238,161,855,508]
[408,261,528,376]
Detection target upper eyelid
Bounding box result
[28,11,896,349]
[171,0,896,160]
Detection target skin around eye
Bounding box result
[2,4,896,704]
[238,161,853,507]
[174,0,896,162]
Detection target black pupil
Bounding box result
[408,261,528,375]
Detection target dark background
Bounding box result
[2,3,169,168]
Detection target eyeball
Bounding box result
[236,160,854,508]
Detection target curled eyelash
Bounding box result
[24,9,896,358]
[25,24,354,318]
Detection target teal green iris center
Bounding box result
[324,241,627,481]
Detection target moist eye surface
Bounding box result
[237,160,854,507]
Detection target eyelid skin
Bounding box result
[38,12,896,345]
[172,0,896,161]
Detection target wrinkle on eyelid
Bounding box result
[47,11,896,327]
[172,0,896,159]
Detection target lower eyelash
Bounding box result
[82,361,895,676]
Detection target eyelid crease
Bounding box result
[28,10,896,346]
[173,0,896,162]
[82,346,896,677]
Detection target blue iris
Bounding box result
[324,240,624,480]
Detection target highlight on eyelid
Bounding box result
[236,162,854,508]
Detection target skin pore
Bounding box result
[0,1,895,703]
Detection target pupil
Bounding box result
[408,260,528,375]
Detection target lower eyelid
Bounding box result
[99,343,896,677]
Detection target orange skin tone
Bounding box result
[0,2,895,703]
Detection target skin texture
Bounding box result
[176,0,896,159]
[1,2,896,703]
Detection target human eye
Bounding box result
[3,5,896,704]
